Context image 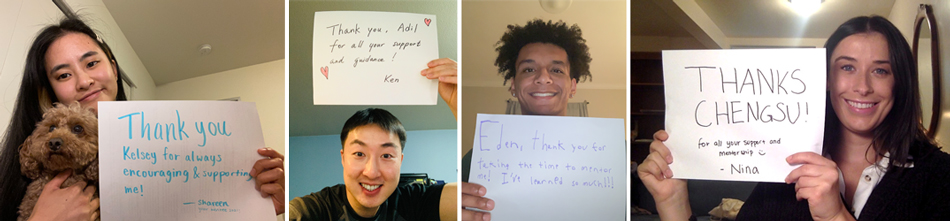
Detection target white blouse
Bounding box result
[837,153,913,219]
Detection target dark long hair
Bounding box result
[0,17,135,219]
[822,16,937,172]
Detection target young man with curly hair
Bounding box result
[461,19,593,221]
[494,19,592,116]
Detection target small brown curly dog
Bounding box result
[18,102,99,221]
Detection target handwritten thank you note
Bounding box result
[469,114,625,220]
[663,49,826,182]
[99,101,275,220]
[313,11,439,105]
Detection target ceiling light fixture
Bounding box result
[789,0,822,15]
[540,0,571,14]
[198,44,212,55]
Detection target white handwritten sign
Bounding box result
[312,11,439,105]
[98,101,275,221]
[469,114,625,220]
[663,49,826,182]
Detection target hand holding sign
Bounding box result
[460,182,493,221]
[662,49,826,183]
[250,147,285,215]
[421,58,458,117]
[313,11,440,105]
[635,130,691,219]
[784,152,848,220]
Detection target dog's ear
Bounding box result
[19,136,41,179]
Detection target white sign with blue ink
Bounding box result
[469,114,626,220]
[98,101,275,221]
[663,49,827,182]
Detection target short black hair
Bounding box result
[339,108,407,150]
[495,19,592,85]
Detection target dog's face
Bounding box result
[20,102,98,179]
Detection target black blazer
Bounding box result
[737,143,950,221]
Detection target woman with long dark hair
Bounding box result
[638,16,950,220]
[0,18,285,220]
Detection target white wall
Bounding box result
[154,59,285,155]
[65,0,157,100]
[0,0,156,143]
[889,0,950,149]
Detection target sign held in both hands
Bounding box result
[98,101,275,221]
[662,49,827,183]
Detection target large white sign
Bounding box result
[469,114,626,220]
[312,11,439,105]
[99,101,275,220]
[663,49,826,182]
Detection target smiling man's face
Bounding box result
[340,124,403,217]
[510,42,577,116]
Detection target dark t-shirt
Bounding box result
[290,183,444,221]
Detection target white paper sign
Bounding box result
[663,49,826,182]
[98,101,275,221]
[469,114,625,220]
[312,11,439,105]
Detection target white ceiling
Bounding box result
[99,0,284,85]
[633,0,898,49]
[696,0,895,38]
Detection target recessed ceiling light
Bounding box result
[789,0,822,15]
[198,44,212,55]
[540,0,571,14]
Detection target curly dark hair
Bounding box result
[495,19,592,85]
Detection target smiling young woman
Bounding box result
[0,18,286,221]
[0,18,133,221]
[638,15,950,221]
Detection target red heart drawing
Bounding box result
[424,18,431,26]
[320,66,329,79]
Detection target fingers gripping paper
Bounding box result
[98,101,275,220]
[663,49,826,182]
[313,11,439,105]
[469,114,626,220]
